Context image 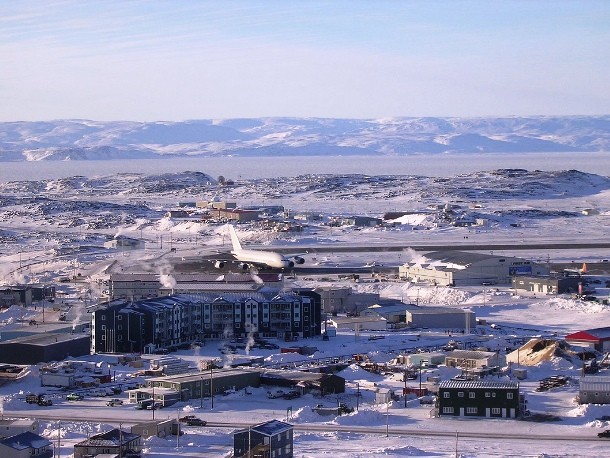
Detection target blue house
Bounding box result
[234,420,293,458]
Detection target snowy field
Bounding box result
[1,163,610,457]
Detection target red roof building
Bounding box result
[565,327,610,352]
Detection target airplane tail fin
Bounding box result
[228,225,242,251]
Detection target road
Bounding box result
[8,410,604,443]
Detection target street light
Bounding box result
[356,382,360,411]
[200,375,204,409]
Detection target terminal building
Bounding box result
[108,272,285,300]
[399,251,550,286]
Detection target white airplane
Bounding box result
[214,225,306,270]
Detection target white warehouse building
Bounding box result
[399,251,550,286]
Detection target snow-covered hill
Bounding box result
[0,116,608,161]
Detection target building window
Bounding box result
[492,392,496,398]
[117,315,122,320]
[442,407,454,414]
[507,392,513,399]
[101,335,106,340]
[458,392,464,397]
[443,392,450,398]
[469,392,475,399]
[101,315,106,321]
[101,325,106,330]
[491,408,501,415]
[485,392,490,397]
[466,407,477,414]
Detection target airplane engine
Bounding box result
[214,260,225,269]
[287,261,295,269]
[294,256,305,265]
[239,262,250,270]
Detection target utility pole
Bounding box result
[56,421,61,458]
[386,402,389,438]
[210,366,214,409]
[176,410,180,449]
[119,423,123,458]
[404,371,407,408]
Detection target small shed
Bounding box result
[406,352,445,367]
[445,349,504,369]
[131,419,179,438]
[578,376,610,404]
[0,419,39,439]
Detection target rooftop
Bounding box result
[445,349,497,359]
[0,332,88,347]
[566,327,610,340]
[439,380,519,390]
[252,420,293,436]
[76,428,140,448]
[0,431,50,450]
[423,251,526,267]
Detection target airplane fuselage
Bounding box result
[231,248,295,269]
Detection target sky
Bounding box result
[1,0,609,122]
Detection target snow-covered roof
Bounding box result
[0,431,50,450]
[76,428,140,447]
[110,273,282,283]
[252,420,293,436]
[445,349,497,360]
[424,251,524,266]
[439,380,519,390]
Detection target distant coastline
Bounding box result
[0,152,608,182]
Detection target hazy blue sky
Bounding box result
[1,0,608,121]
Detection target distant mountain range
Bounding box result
[0,116,608,161]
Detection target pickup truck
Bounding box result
[66,393,83,401]
[106,398,123,407]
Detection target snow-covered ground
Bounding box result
[1,166,610,456]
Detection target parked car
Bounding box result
[146,402,162,410]
[106,398,123,407]
[182,416,207,426]
[66,393,83,401]
[598,430,610,438]
[88,389,106,397]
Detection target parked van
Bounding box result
[135,398,154,410]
